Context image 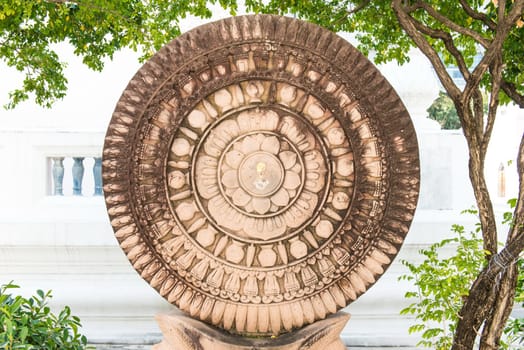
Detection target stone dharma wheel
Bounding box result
[103,14,420,336]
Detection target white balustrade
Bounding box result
[49,156,102,196]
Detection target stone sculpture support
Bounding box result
[153,310,349,350]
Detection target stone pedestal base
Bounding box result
[152,309,350,350]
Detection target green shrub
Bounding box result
[399,222,486,349]
[0,282,93,350]
[399,201,523,349]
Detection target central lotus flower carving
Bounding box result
[194,108,327,241]
[220,133,302,215]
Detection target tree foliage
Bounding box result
[399,203,524,349]
[0,0,238,108]
[1,1,523,110]
[399,221,487,349]
[427,91,462,130]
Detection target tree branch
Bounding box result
[501,81,524,108]
[506,133,524,244]
[391,0,461,101]
[471,89,485,148]
[404,13,471,82]
[407,1,491,48]
[458,0,497,30]
[332,0,371,26]
[482,55,503,155]
[346,0,371,15]
[465,0,524,102]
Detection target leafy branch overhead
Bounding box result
[0,0,239,108]
[1,1,523,110]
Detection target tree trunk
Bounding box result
[453,134,524,349]
[480,265,518,349]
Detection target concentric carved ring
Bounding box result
[103,14,420,336]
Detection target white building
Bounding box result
[0,13,522,349]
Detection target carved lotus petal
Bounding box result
[305,174,324,192]
[225,150,244,168]
[223,206,245,231]
[252,197,271,214]
[297,129,316,152]
[271,219,287,237]
[261,136,280,154]
[261,110,280,131]
[243,217,256,236]
[327,127,345,146]
[237,110,273,132]
[221,170,239,188]
[315,220,334,238]
[237,111,253,132]
[279,85,297,103]
[219,119,240,139]
[210,132,228,150]
[204,136,222,157]
[240,135,260,154]
[336,155,354,177]
[279,151,297,170]
[283,171,301,190]
[176,202,196,221]
[208,196,228,224]
[255,133,266,147]
[172,138,191,157]
[242,217,286,240]
[196,181,219,199]
[306,102,325,119]
[214,88,232,108]
[284,205,305,228]
[210,200,245,232]
[246,81,264,97]
[270,188,290,206]
[196,155,217,168]
[187,109,207,129]
[291,163,302,173]
[232,188,251,206]
[244,200,254,213]
[279,117,300,142]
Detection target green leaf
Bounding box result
[19,326,28,342]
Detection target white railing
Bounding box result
[48,156,102,196]
[0,130,105,206]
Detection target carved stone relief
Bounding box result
[103,14,420,336]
